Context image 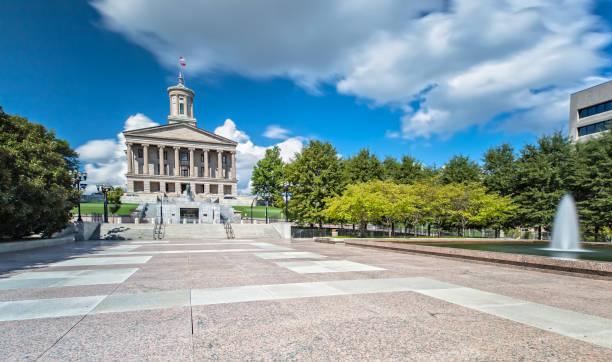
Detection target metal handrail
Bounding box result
[224,222,235,239]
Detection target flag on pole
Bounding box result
[179,57,186,67]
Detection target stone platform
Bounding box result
[0,237,610,359]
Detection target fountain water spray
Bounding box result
[549,194,583,252]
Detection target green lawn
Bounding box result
[232,205,284,219]
[72,202,139,216]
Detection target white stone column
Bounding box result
[158,145,164,175]
[174,147,180,176]
[231,151,236,179]
[143,144,149,175]
[126,143,133,174]
[217,150,223,179]
[205,183,210,194]
[189,148,195,177]
[204,149,209,177]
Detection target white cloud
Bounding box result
[263,125,291,139]
[76,113,159,193]
[214,119,304,194]
[91,0,612,138]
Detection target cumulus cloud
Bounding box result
[76,113,159,193]
[263,125,291,139]
[91,0,612,138]
[214,119,303,194]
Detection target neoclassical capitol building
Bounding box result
[123,74,238,199]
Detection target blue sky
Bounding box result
[2,1,612,193]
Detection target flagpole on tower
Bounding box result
[179,57,186,84]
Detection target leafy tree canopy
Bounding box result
[342,148,383,185]
[513,131,571,229]
[566,130,612,235]
[285,140,343,226]
[251,146,285,206]
[440,155,481,184]
[0,108,78,238]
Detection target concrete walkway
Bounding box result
[0,238,611,360]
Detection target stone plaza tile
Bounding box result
[52,256,152,267]
[41,308,193,361]
[0,268,138,290]
[275,259,386,274]
[254,251,327,259]
[0,283,117,302]
[0,295,106,321]
[0,316,82,361]
[92,290,190,314]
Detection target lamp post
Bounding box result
[260,192,272,224]
[96,184,113,223]
[159,193,165,224]
[282,181,290,222]
[72,171,88,222]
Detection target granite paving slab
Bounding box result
[275,260,385,273]
[52,256,152,266]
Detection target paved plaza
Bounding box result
[0,238,611,360]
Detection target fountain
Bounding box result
[547,194,585,252]
[420,193,612,261]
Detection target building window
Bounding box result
[179,96,185,115]
[180,152,188,162]
[578,119,612,136]
[163,151,167,160]
[579,100,612,118]
[137,149,143,158]
[201,154,204,162]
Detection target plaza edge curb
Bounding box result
[343,239,612,278]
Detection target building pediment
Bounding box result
[123,124,237,146]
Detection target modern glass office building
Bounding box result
[569,80,612,141]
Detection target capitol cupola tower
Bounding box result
[167,72,196,126]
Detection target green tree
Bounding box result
[567,130,612,239]
[0,108,78,238]
[251,146,285,206]
[482,143,517,196]
[396,181,431,236]
[342,148,383,184]
[395,155,426,184]
[382,156,400,181]
[108,188,123,214]
[324,182,379,236]
[285,140,344,226]
[440,155,481,184]
[513,131,572,238]
[446,183,515,236]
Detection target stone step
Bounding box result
[99,223,285,240]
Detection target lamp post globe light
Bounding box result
[96,184,113,223]
[260,191,272,224]
[72,171,88,222]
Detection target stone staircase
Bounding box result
[99,223,287,240]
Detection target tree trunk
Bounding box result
[427,224,431,237]
[538,225,542,240]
